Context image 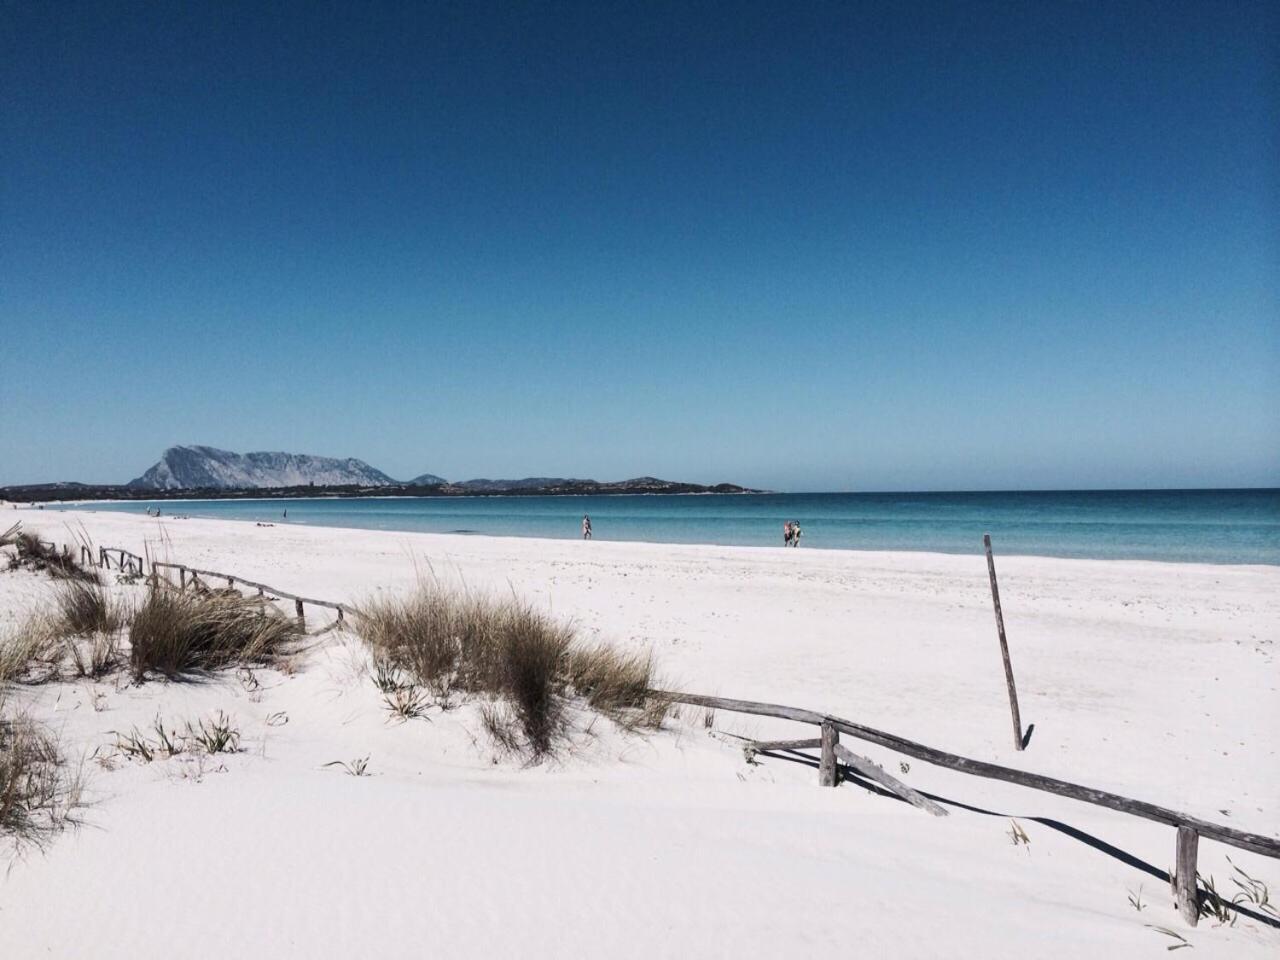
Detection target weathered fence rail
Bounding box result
[663,691,1280,926]
[98,545,145,575]
[150,560,348,623]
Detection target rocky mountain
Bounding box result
[128,446,398,491]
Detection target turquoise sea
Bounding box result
[53,489,1280,565]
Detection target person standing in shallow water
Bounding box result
[582,514,592,539]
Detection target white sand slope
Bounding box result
[1,508,1277,958]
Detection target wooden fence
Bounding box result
[149,560,348,624]
[95,545,144,576]
[662,692,1280,927]
[89,546,348,625]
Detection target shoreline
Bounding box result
[23,499,1280,569]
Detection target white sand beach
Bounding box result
[2,508,1278,958]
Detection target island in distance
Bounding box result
[1,445,761,501]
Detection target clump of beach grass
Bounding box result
[129,586,303,680]
[357,579,668,759]
[53,579,128,678]
[0,701,86,850]
[0,617,62,686]
[11,534,99,584]
[0,580,128,684]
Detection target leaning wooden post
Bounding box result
[336,606,344,624]
[1174,826,1200,926]
[294,598,305,626]
[983,534,1024,751]
[819,720,840,786]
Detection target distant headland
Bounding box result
[1,445,761,502]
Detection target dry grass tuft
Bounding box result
[53,579,128,678]
[129,586,303,680]
[0,703,85,849]
[498,604,572,755]
[54,577,124,637]
[564,644,668,729]
[359,581,667,758]
[11,534,99,584]
[0,618,61,686]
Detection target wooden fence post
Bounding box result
[179,566,187,588]
[294,598,305,626]
[983,534,1024,751]
[819,720,839,786]
[1175,826,1200,926]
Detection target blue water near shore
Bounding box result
[52,489,1280,565]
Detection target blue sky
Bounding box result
[2,1,1276,490]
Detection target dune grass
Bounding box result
[129,586,303,680]
[54,579,127,678]
[10,534,99,584]
[0,619,60,686]
[0,701,85,849]
[358,581,667,758]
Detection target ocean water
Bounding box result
[51,489,1280,565]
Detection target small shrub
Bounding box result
[129,587,303,679]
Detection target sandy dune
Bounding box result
[2,508,1277,958]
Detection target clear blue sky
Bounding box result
[2,1,1276,490]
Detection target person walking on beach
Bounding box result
[783,521,793,546]
[582,514,592,539]
[790,521,802,547]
